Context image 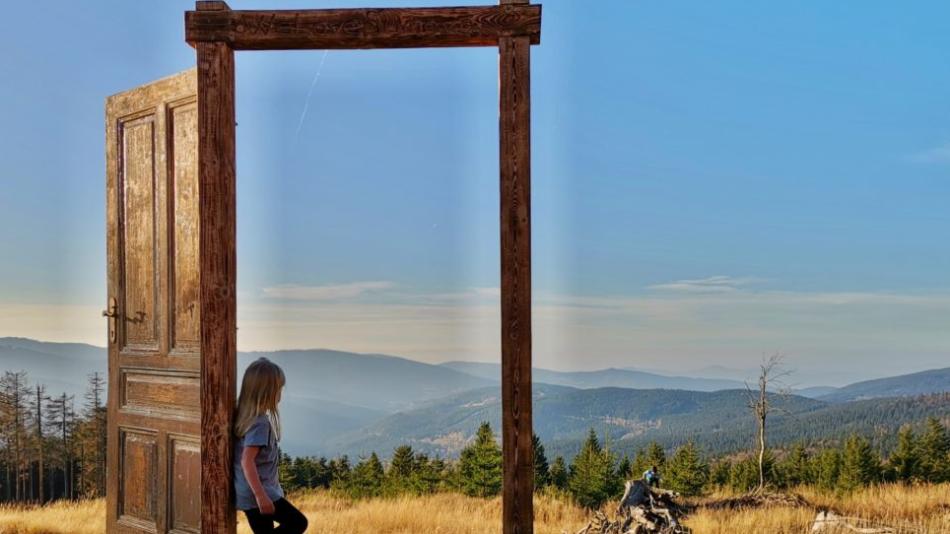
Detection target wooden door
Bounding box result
[105,69,201,534]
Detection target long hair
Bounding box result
[234,357,286,441]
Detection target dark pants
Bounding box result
[244,498,309,534]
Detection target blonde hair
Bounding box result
[234,357,286,441]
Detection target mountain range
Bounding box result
[2,337,948,459]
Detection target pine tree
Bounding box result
[278,452,298,491]
[710,459,731,489]
[838,434,881,491]
[888,426,921,483]
[665,441,709,496]
[348,453,385,499]
[388,445,416,493]
[408,453,442,495]
[918,417,949,483]
[549,456,568,490]
[630,448,648,481]
[644,442,666,473]
[616,454,631,481]
[814,448,841,491]
[458,422,503,498]
[728,456,760,493]
[532,434,550,490]
[329,455,352,491]
[778,442,810,488]
[568,429,617,509]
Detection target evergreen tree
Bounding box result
[568,429,618,509]
[838,434,881,491]
[387,445,416,493]
[329,455,352,490]
[347,453,385,498]
[888,426,921,482]
[728,457,760,493]
[664,441,709,496]
[919,417,949,483]
[644,442,666,473]
[389,445,415,481]
[278,452,298,491]
[813,448,841,491]
[630,448,649,481]
[408,453,442,495]
[778,442,810,488]
[549,456,568,490]
[710,459,731,489]
[458,422,503,497]
[616,454,631,481]
[532,434,550,490]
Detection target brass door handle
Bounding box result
[103,297,117,343]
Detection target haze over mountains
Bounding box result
[2,337,949,459]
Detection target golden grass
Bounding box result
[685,484,950,534]
[0,498,104,534]
[0,492,588,534]
[235,490,589,534]
[0,484,946,534]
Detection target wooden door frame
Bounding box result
[185,1,540,532]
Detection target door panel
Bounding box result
[106,69,200,534]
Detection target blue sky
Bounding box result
[2,1,950,384]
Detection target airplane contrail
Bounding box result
[294,50,330,144]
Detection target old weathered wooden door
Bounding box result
[105,69,201,534]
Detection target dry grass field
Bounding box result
[686,484,950,534]
[0,484,947,533]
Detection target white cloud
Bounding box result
[262,281,395,301]
[647,275,758,293]
[908,142,950,164]
[5,284,950,386]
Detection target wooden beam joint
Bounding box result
[186,4,541,50]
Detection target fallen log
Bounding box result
[811,511,899,534]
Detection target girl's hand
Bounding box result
[256,494,275,515]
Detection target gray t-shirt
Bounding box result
[234,414,284,510]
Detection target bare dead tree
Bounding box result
[82,372,107,497]
[31,383,49,503]
[745,353,792,493]
[46,392,75,500]
[1,371,30,502]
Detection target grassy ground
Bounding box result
[686,484,950,534]
[0,484,947,533]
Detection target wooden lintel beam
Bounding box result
[186,4,541,50]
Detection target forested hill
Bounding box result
[324,385,950,461]
[440,361,746,391]
[819,367,950,403]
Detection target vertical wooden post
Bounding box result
[499,0,533,530]
[197,2,236,533]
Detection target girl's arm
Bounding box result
[241,446,275,515]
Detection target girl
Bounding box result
[234,357,308,533]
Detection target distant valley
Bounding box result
[2,337,949,460]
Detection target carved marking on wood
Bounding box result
[187,5,541,50]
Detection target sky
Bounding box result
[1,1,950,385]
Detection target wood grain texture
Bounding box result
[106,69,200,534]
[197,39,237,534]
[499,34,533,534]
[186,4,540,50]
